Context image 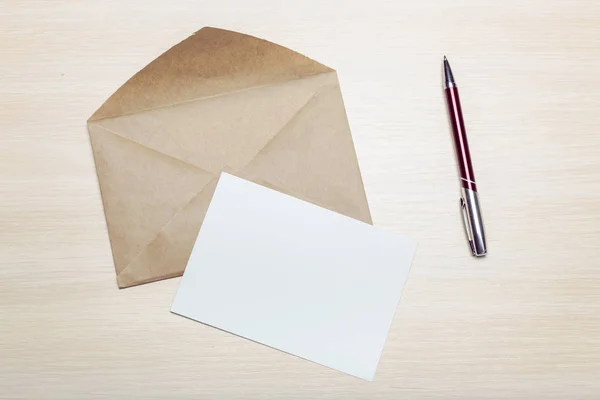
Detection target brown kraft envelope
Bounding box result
[88,27,372,288]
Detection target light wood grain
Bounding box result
[2,1,600,398]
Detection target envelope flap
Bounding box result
[89,27,333,121]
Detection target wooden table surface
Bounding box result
[2,1,600,398]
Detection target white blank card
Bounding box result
[171,173,417,381]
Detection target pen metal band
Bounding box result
[460,177,478,191]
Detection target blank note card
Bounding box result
[171,173,417,381]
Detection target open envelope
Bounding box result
[88,27,372,288]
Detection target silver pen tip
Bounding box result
[443,56,456,88]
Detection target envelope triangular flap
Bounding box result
[88,27,334,122]
[239,84,372,225]
[89,123,214,274]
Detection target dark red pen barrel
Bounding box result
[445,87,477,192]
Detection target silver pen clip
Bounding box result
[460,197,476,255]
[460,188,487,257]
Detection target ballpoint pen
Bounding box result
[443,56,487,256]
